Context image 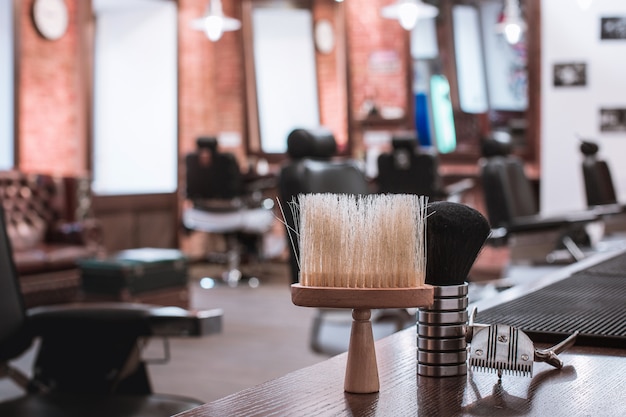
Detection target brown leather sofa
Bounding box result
[0,171,104,307]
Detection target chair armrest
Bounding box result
[47,218,104,248]
[27,302,222,338]
[443,178,475,200]
[590,203,626,216]
[486,227,509,247]
[508,210,599,233]
[147,306,223,336]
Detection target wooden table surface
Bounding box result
[175,326,625,417]
[176,250,626,417]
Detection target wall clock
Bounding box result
[314,19,335,54]
[32,0,69,41]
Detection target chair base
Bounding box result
[310,308,414,356]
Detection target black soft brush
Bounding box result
[425,201,491,286]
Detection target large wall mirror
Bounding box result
[418,0,534,161]
[0,0,15,169]
[243,0,320,156]
[91,0,178,195]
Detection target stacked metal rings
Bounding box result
[417,283,468,377]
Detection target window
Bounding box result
[0,0,14,170]
[92,0,177,195]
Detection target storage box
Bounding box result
[79,248,188,296]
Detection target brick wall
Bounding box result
[17,0,410,175]
[347,0,409,113]
[18,0,86,176]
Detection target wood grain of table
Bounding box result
[174,326,626,417]
[176,250,626,416]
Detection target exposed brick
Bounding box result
[17,0,410,173]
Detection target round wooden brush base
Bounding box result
[291,284,434,394]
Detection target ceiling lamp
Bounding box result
[495,0,526,45]
[191,0,241,42]
[381,0,439,31]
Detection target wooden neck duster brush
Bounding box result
[290,193,434,394]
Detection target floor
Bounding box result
[146,261,328,403]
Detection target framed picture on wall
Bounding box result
[553,62,587,87]
[600,108,626,132]
[600,17,626,40]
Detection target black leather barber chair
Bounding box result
[480,137,599,265]
[580,139,626,233]
[0,205,223,417]
[376,133,473,202]
[278,128,371,285]
[183,137,274,286]
[278,127,412,356]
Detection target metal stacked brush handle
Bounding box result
[417,283,469,377]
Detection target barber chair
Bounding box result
[376,134,473,202]
[0,204,223,417]
[580,140,626,234]
[278,127,412,356]
[479,138,599,266]
[182,137,274,286]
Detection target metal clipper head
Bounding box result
[468,324,534,378]
[466,308,579,380]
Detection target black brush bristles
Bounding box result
[425,201,491,286]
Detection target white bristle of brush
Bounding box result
[296,193,427,288]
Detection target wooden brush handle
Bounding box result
[291,284,434,309]
[344,309,379,394]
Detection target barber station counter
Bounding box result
[175,251,626,417]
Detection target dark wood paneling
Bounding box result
[92,193,179,253]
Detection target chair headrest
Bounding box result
[580,140,599,156]
[391,134,418,153]
[481,138,512,158]
[287,128,337,159]
[197,136,218,152]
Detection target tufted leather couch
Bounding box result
[0,171,104,307]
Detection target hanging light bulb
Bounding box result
[495,0,526,45]
[381,0,439,31]
[398,1,420,30]
[204,15,224,41]
[191,0,241,42]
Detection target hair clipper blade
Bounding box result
[468,324,534,379]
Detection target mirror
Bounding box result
[251,2,320,153]
[0,0,14,169]
[244,0,320,155]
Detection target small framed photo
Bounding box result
[600,108,626,132]
[601,17,626,40]
[553,62,587,87]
